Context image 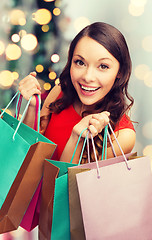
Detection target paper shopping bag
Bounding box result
[39,160,77,240]
[68,151,136,240]
[68,168,90,240]
[76,128,152,240]
[38,160,59,240]
[0,95,56,233]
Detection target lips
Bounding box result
[79,83,100,92]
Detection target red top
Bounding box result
[44,104,135,160]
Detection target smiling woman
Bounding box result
[18,22,136,163]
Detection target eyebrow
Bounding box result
[73,54,113,62]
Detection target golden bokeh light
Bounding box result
[11,34,20,43]
[10,9,26,25]
[5,44,21,60]
[12,71,19,80]
[134,64,150,80]
[74,17,90,33]
[0,41,5,55]
[42,25,49,32]
[44,82,51,91]
[55,0,62,7]
[51,54,60,63]
[55,78,60,85]
[33,9,52,25]
[49,71,57,80]
[0,70,14,88]
[36,64,44,73]
[19,30,27,37]
[142,35,152,52]
[128,3,144,16]
[44,0,55,2]
[53,8,61,16]
[21,34,38,51]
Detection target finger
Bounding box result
[88,125,98,137]
[91,114,109,128]
[30,71,37,77]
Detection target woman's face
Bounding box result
[70,36,120,107]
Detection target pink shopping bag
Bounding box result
[76,128,152,240]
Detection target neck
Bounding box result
[73,100,86,116]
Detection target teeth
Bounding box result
[81,85,99,91]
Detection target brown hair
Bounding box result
[47,22,134,161]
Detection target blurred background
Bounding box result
[0,0,152,239]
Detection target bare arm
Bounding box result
[18,72,61,129]
[60,120,136,164]
[106,128,136,158]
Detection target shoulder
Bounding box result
[114,114,135,132]
[41,84,61,117]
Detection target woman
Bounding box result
[19,22,136,163]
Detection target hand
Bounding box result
[18,72,41,107]
[72,111,110,139]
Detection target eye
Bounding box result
[74,59,85,66]
[99,64,109,70]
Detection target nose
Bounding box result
[83,67,96,83]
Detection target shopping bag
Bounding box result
[38,128,88,240]
[38,160,59,240]
[0,92,56,233]
[68,168,90,240]
[76,125,152,240]
[68,128,136,240]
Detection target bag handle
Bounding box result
[14,93,40,132]
[108,123,131,170]
[0,91,40,140]
[70,128,88,164]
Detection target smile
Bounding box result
[79,84,100,92]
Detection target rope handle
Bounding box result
[70,128,88,164]
[0,91,41,139]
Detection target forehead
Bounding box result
[73,36,116,61]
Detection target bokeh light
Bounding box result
[41,25,49,32]
[142,36,152,52]
[36,64,44,73]
[21,34,38,51]
[5,44,21,60]
[143,145,152,159]
[130,0,147,6]
[53,8,61,16]
[55,78,60,85]
[9,9,26,25]
[74,17,90,33]
[142,122,152,139]
[11,34,20,43]
[12,71,19,80]
[0,41,5,55]
[44,82,51,90]
[44,0,55,2]
[33,9,52,25]
[0,70,14,88]
[134,64,150,80]
[144,71,152,88]
[128,3,144,16]
[51,54,60,63]
[49,71,57,80]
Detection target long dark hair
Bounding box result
[48,22,134,161]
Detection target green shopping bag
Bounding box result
[50,129,88,240]
[0,92,56,209]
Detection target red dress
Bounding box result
[44,104,135,160]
